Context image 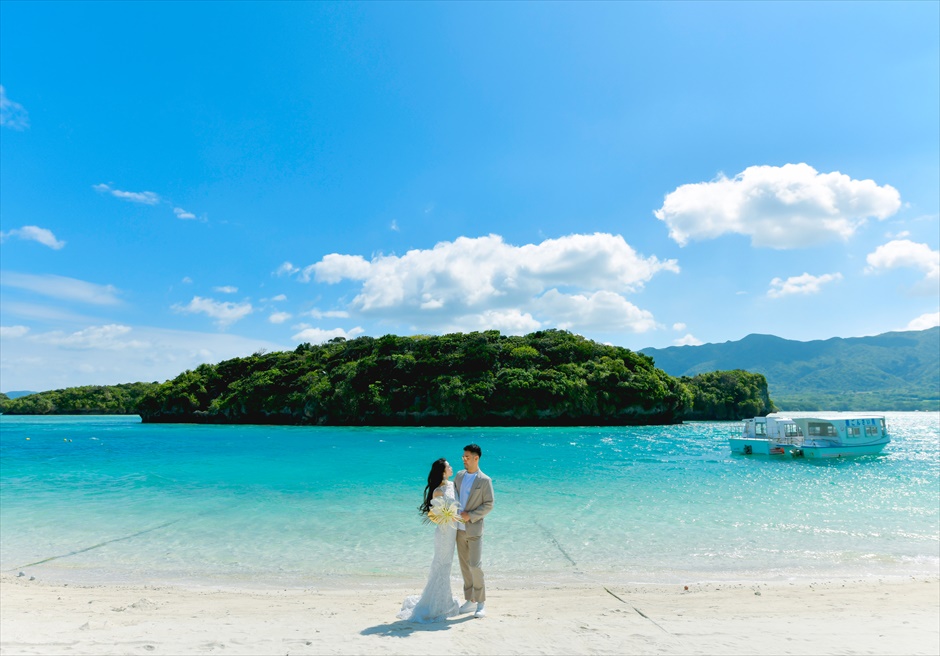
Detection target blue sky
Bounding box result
[1,1,938,393]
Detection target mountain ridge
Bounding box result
[641,327,939,411]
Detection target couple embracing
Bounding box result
[398,443,495,623]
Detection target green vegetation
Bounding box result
[137,330,693,425]
[642,327,940,411]
[0,382,159,415]
[680,370,775,420]
[1,331,776,424]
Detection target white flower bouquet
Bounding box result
[426,496,461,527]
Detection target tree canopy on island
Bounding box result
[1,331,775,424]
[0,382,157,415]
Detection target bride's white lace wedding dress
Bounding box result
[397,481,461,623]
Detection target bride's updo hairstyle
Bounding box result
[419,458,448,515]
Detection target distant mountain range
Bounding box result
[641,327,940,411]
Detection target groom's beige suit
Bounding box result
[454,469,494,603]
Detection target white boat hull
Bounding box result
[796,441,889,458]
[729,438,788,455]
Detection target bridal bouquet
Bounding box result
[426,497,461,527]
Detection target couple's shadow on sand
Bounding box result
[361,615,477,637]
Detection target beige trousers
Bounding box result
[456,530,485,602]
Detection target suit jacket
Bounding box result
[454,469,494,537]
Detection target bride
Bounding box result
[397,458,461,623]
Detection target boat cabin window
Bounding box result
[807,422,836,437]
[755,423,766,436]
[865,425,879,436]
[784,424,802,437]
[848,426,861,437]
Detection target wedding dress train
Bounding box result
[397,481,461,623]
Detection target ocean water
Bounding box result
[1,413,937,588]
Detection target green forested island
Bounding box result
[0,383,157,415]
[642,327,940,411]
[1,330,773,424]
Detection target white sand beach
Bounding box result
[1,574,937,655]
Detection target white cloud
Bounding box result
[674,334,703,346]
[442,310,542,334]
[390,219,400,232]
[0,324,289,391]
[93,183,161,205]
[0,85,29,130]
[267,294,287,302]
[672,322,687,332]
[534,289,658,333]
[655,163,901,248]
[290,326,365,343]
[173,207,198,220]
[0,325,30,338]
[269,311,292,324]
[865,240,939,281]
[39,324,147,350]
[276,262,300,277]
[0,272,121,305]
[298,233,677,335]
[767,272,843,298]
[173,296,253,328]
[213,286,238,294]
[0,225,66,249]
[182,277,193,284]
[305,253,371,283]
[305,309,350,319]
[905,311,940,331]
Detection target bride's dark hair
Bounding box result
[419,458,448,515]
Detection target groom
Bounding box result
[454,443,494,618]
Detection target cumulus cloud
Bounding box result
[905,311,940,331]
[297,233,677,335]
[655,164,901,249]
[674,334,703,346]
[290,325,365,343]
[0,86,29,130]
[534,289,657,333]
[0,272,121,305]
[269,311,292,324]
[173,207,198,220]
[0,225,66,249]
[767,272,843,298]
[304,253,371,283]
[266,294,288,302]
[173,296,253,328]
[213,286,238,294]
[93,183,161,205]
[865,240,939,281]
[672,322,687,332]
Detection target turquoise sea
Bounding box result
[1,413,938,589]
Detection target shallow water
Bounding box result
[1,413,937,588]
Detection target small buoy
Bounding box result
[25,438,30,441]
[683,585,689,591]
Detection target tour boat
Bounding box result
[730,414,890,458]
[729,415,803,455]
[789,414,890,458]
